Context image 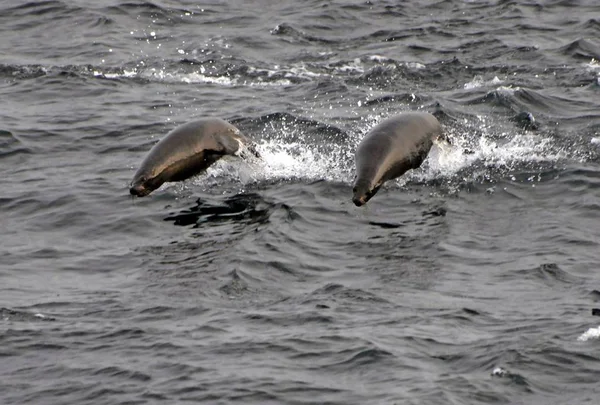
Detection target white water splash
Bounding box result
[200,139,352,186]
[368,55,392,63]
[577,326,600,342]
[405,62,426,69]
[286,64,325,79]
[331,58,364,74]
[464,75,503,89]
[494,85,520,95]
[197,129,562,190]
[491,367,508,377]
[585,58,600,72]
[183,112,566,190]
[412,130,562,185]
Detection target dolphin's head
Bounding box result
[129,169,164,197]
[352,176,381,207]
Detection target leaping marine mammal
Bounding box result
[352,111,443,206]
[130,117,259,197]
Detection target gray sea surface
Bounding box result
[2,1,600,404]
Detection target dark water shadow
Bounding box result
[163,193,272,228]
[1,307,56,322]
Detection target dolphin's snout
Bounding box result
[130,183,149,197]
[352,181,368,207]
[352,194,366,207]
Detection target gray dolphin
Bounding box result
[352,112,443,206]
[130,118,259,197]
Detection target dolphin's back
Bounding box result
[137,118,245,180]
[129,117,256,197]
[355,112,441,184]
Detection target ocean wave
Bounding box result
[3,1,600,404]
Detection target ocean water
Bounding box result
[2,0,600,404]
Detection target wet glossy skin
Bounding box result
[130,118,258,197]
[352,112,442,206]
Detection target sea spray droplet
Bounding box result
[491,367,508,377]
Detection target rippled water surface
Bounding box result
[2,1,600,404]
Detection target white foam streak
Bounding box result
[145,69,293,87]
[92,67,292,87]
[93,69,138,79]
[577,326,600,342]
[147,69,236,85]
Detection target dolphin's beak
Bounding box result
[130,183,150,197]
[352,195,366,207]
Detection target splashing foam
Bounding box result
[200,139,352,186]
[391,121,563,189]
[251,140,348,181]
[192,118,563,190]
[422,133,561,180]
